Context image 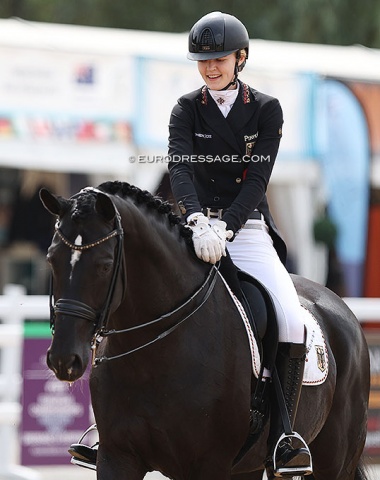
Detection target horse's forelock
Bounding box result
[70,192,97,222]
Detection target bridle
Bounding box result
[49,199,220,366]
[49,209,125,337]
[93,261,219,365]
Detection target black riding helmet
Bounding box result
[187,12,249,90]
[187,11,249,62]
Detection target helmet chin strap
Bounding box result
[218,62,239,91]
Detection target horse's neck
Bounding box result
[119,206,204,323]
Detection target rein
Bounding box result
[93,262,220,365]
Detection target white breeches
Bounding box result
[225,218,305,344]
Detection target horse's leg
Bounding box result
[354,460,369,480]
[306,390,367,480]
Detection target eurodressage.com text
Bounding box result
[128,155,272,163]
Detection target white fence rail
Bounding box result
[0,284,379,479]
[343,297,380,322]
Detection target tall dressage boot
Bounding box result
[267,342,312,478]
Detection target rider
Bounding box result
[167,11,312,478]
[69,11,312,477]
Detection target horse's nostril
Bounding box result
[47,350,84,381]
[67,354,83,375]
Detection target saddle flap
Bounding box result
[237,269,279,371]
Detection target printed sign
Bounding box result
[20,322,91,465]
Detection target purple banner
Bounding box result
[21,328,91,466]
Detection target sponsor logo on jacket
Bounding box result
[195,132,212,139]
[244,132,258,142]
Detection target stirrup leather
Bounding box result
[273,432,313,477]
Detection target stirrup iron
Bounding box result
[70,424,98,471]
[70,457,97,471]
[77,423,98,443]
[273,432,313,477]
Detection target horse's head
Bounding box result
[40,187,125,382]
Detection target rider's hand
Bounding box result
[212,220,234,243]
[187,214,232,264]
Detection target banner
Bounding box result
[0,46,135,174]
[20,322,91,465]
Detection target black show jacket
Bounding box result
[168,80,287,264]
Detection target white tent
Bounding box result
[0,18,379,284]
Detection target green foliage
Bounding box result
[0,0,379,48]
[313,214,338,249]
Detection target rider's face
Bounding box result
[197,53,240,90]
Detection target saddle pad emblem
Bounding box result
[315,345,327,373]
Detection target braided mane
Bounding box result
[97,181,192,242]
[71,191,97,221]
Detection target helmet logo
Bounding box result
[199,28,215,52]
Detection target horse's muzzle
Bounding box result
[47,348,86,382]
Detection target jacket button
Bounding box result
[236,177,242,183]
[213,196,220,202]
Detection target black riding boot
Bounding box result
[267,342,312,478]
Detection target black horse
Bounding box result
[40,181,370,480]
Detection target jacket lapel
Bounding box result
[196,83,257,154]
[197,87,241,153]
[226,82,257,135]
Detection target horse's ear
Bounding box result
[39,188,69,217]
[95,192,116,222]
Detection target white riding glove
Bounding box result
[187,213,233,264]
[212,219,234,243]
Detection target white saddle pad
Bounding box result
[221,275,329,386]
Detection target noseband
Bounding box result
[49,210,125,336]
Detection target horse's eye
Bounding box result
[98,262,113,276]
